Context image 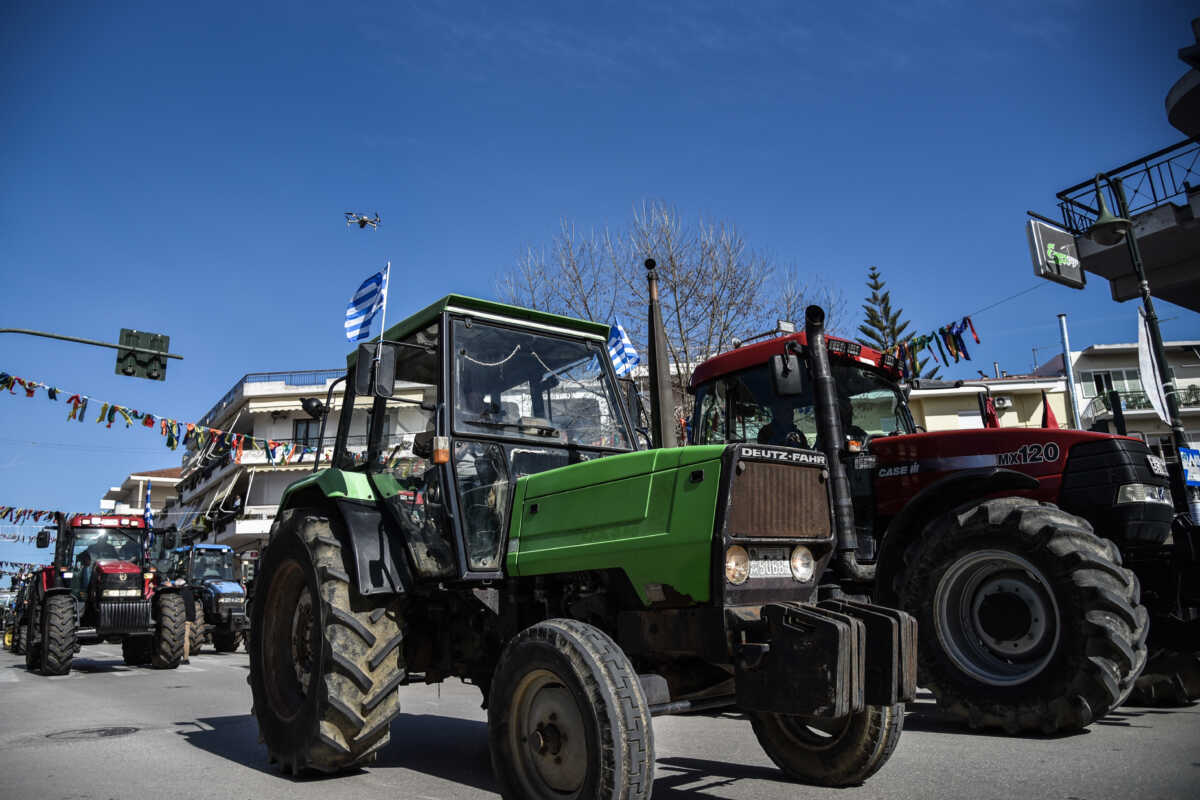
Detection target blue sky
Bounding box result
[1,1,1197,566]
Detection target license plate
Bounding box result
[1146,455,1168,477]
[749,547,789,579]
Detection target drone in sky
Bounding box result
[345,212,381,230]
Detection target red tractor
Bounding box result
[687,306,1197,733]
[23,513,187,674]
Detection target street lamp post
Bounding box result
[1088,174,1191,508]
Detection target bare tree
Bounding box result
[772,266,850,335]
[496,200,849,425]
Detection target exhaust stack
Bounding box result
[646,259,678,449]
[802,305,874,583]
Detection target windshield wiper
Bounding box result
[463,417,561,438]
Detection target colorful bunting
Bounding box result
[885,316,983,379]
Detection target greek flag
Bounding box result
[143,480,154,545]
[345,265,390,342]
[607,318,640,376]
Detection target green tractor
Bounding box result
[248,263,916,796]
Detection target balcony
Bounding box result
[197,369,344,427]
[1080,386,1200,420]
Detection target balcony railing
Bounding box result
[198,369,344,427]
[1056,139,1200,235]
[1081,386,1200,418]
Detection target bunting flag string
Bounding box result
[0,371,326,466]
[885,316,982,380]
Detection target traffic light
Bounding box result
[115,329,170,381]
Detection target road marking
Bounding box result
[0,671,19,682]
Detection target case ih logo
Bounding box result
[738,446,827,466]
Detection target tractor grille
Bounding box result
[727,460,832,540]
[97,600,152,634]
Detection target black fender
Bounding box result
[873,468,1040,605]
[275,495,412,598]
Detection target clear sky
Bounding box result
[2,1,1197,567]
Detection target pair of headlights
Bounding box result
[724,544,815,585]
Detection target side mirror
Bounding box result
[300,397,326,420]
[35,528,50,549]
[770,353,805,396]
[354,343,397,399]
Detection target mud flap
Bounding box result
[822,599,917,705]
[735,602,865,718]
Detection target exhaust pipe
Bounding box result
[802,305,874,583]
[646,259,678,449]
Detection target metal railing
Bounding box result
[1056,139,1200,235]
[1081,386,1200,417]
[198,369,343,426]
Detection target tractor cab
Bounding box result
[302,294,636,581]
[52,516,151,605]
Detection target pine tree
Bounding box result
[856,266,939,378]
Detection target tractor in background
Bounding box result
[165,543,248,653]
[23,513,187,674]
[687,306,1198,733]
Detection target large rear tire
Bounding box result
[488,618,654,800]
[750,703,903,786]
[152,592,186,669]
[24,608,40,671]
[13,618,25,655]
[897,497,1147,733]
[249,511,405,774]
[40,594,76,676]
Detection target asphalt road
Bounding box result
[1,645,1197,800]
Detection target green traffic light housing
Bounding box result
[116,328,170,381]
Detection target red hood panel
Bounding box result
[94,560,141,574]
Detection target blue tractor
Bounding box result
[166,544,248,653]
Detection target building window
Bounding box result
[293,419,320,446]
[1079,369,1143,399]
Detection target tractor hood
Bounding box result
[202,580,245,597]
[93,560,141,575]
[520,446,725,500]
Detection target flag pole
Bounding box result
[373,261,391,367]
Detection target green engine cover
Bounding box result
[507,445,726,605]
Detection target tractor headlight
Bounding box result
[101,589,141,598]
[789,545,815,582]
[1115,483,1173,505]
[725,545,750,585]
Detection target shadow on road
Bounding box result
[653,757,788,798]
[901,700,1088,739]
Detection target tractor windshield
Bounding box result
[67,528,143,597]
[452,320,632,451]
[694,362,913,446]
[192,549,235,581]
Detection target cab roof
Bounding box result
[689,331,900,391]
[347,294,611,365]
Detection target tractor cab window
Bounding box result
[693,380,728,444]
[725,366,818,448]
[451,319,632,571]
[832,365,912,439]
[193,549,235,581]
[68,528,142,596]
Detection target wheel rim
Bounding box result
[261,558,315,722]
[773,713,854,751]
[507,668,588,799]
[933,549,1060,686]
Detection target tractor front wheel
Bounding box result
[898,497,1147,733]
[488,618,654,800]
[152,592,186,669]
[40,594,76,676]
[212,629,242,653]
[189,599,206,654]
[122,635,154,666]
[13,618,25,655]
[750,703,903,786]
[248,511,405,774]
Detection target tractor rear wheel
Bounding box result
[13,618,25,655]
[249,511,405,774]
[40,594,76,676]
[152,592,186,669]
[122,635,154,666]
[488,618,654,800]
[898,497,1147,733]
[750,703,903,786]
[189,600,206,654]
[24,608,40,671]
[213,629,242,653]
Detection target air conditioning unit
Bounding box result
[993,395,1013,409]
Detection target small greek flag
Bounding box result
[143,480,154,532]
[607,318,639,376]
[345,264,390,342]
